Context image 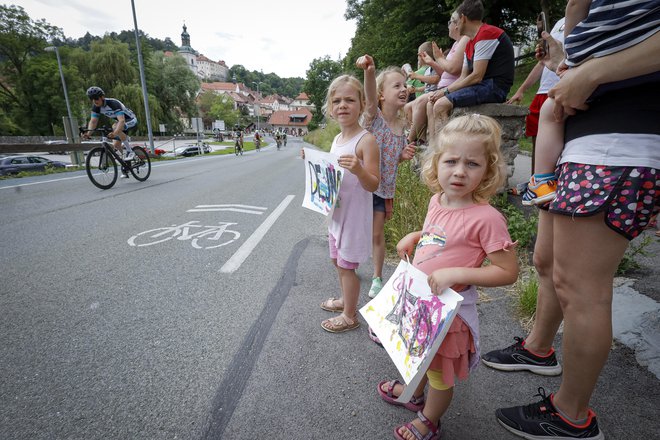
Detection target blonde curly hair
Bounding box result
[421,114,506,203]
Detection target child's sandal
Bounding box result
[393,410,440,440]
[377,379,425,412]
[321,315,359,333]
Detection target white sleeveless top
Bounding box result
[328,130,374,263]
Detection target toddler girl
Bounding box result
[379,114,519,439]
[319,75,380,333]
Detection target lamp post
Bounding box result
[44,45,79,165]
[252,81,263,132]
[130,0,155,153]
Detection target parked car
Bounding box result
[162,144,211,158]
[0,155,67,176]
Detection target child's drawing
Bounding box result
[302,148,343,215]
[360,260,463,403]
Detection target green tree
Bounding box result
[0,4,64,134]
[303,56,343,127]
[209,97,240,128]
[149,51,200,133]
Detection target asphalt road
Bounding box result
[1,138,658,439]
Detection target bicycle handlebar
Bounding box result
[79,126,116,138]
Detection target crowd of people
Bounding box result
[314,0,660,439]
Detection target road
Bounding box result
[1,138,658,439]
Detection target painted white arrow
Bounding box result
[187,204,268,215]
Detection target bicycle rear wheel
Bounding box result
[86,146,118,189]
[129,146,151,181]
[235,144,239,156]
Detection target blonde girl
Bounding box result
[319,75,380,333]
[355,54,417,299]
[378,115,518,439]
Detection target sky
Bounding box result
[19,0,357,79]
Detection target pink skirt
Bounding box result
[428,315,475,387]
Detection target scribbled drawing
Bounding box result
[302,149,343,215]
[359,260,463,404]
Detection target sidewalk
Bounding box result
[511,152,660,379]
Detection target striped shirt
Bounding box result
[564,0,660,67]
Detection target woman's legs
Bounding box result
[533,98,565,175]
[551,213,629,419]
[525,210,563,353]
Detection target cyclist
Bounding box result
[83,87,138,162]
[282,129,287,147]
[254,130,261,150]
[234,125,244,153]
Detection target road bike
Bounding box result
[81,127,151,190]
[235,137,244,156]
[254,136,261,152]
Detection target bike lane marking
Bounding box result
[219,194,295,274]
[187,204,267,215]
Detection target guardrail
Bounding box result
[0,143,99,154]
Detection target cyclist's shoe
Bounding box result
[482,336,562,376]
[120,173,129,179]
[496,387,604,439]
[522,175,557,206]
[368,277,383,299]
[124,151,135,161]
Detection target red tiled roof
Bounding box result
[295,92,309,100]
[268,108,313,127]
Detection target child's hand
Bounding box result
[338,154,362,174]
[356,54,375,71]
[400,142,416,161]
[396,232,419,260]
[427,268,455,295]
[420,52,434,65]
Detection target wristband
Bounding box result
[443,87,450,95]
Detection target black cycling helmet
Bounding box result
[86,86,104,99]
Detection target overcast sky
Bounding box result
[20,0,356,78]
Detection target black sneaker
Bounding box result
[482,337,562,376]
[496,387,604,439]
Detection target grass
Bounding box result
[303,121,340,152]
[0,165,85,180]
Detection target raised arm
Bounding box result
[423,36,470,77]
[356,54,379,124]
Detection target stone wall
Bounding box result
[451,103,528,189]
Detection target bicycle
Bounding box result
[235,137,244,156]
[127,221,240,249]
[81,126,151,190]
[254,136,261,152]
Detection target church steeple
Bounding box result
[181,23,190,47]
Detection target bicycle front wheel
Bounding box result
[86,146,118,189]
[129,146,151,182]
[235,144,239,156]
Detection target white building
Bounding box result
[177,24,229,81]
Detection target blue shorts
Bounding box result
[446,79,507,108]
[373,194,386,213]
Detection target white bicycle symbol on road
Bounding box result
[128,221,241,249]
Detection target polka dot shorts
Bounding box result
[549,163,659,240]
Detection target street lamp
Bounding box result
[252,81,263,132]
[44,45,79,165]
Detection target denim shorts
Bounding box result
[446,78,507,108]
[373,194,386,213]
[548,162,660,240]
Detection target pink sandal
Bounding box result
[394,410,440,440]
[377,380,425,412]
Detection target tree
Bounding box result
[303,56,343,126]
[0,4,65,134]
[209,95,240,128]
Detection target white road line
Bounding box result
[194,204,267,210]
[0,174,88,190]
[187,208,265,214]
[220,195,295,274]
